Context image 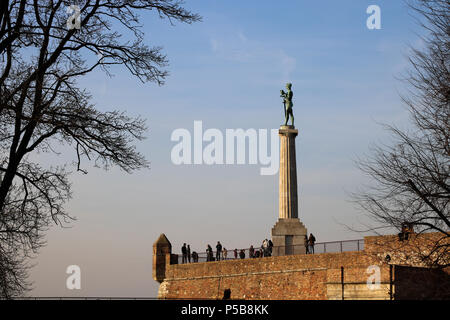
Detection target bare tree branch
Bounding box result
[352,0,449,267]
[0,0,200,298]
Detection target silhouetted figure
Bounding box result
[304,235,309,254]
[262,239,268,257]
[223,289,231,300]
[308,233,316,254]
[181,243,187,263]
[249,245,255,258]
[216,241,222,261]
[268,239,273,256]
[255,250,260,258]
[223,247,228,260]
[187,244,191,263]
[234,248,238,259]
[239,249,245,259]
[207,244,214,262]
[192,251,199,263]
[385,254,391,263]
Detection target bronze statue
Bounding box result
[280,83,294,126]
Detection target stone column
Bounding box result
[279,125,298,219]
[271,125,307,256]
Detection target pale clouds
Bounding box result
[209,31,297,82]
[279,50,296,83]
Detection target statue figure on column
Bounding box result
[280,83,294,126]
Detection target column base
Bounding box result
[271,218,307,256]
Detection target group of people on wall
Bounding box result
[181,234,317,263]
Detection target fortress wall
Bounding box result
[364,233,449,267]
[161,268,329,300]
[364,233,448,256]
[165,251,376,280]
[155,233,449,300]
[326,265,392,300]
[159,250,385,299]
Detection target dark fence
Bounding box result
[176,239,364,264]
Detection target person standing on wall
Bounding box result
[308,234,316,254]
[216,241,223,261]
[249,245,255,258]
[182,243,187,263]
[304,235,309,254]
[262,239,268,257]
[207,244,213,262]
[192,251,198,263]
[268,239,273,256]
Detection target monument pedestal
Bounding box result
[272,218,307,256]
[271,125,308,256]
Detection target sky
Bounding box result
[29,0,425,297]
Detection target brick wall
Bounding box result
[159,251,383,299]
[364,233,449,267]
[155,233,449,300]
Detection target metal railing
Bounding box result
[176,239,364,264]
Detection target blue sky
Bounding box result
[30,0,425,297]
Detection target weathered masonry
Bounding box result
[153,233,449,300]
